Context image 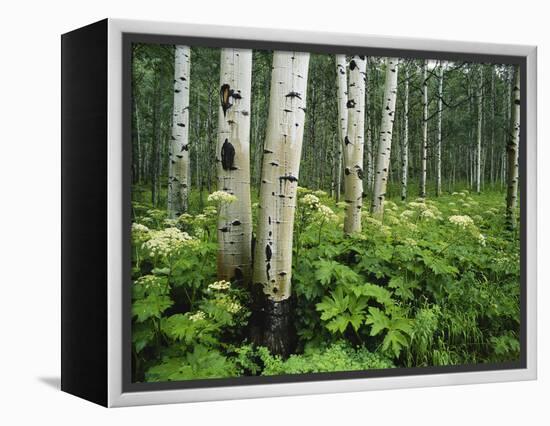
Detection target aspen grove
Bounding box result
[131,43,521,383]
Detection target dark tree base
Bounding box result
[263,298,295,358]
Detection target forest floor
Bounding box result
[130,184,520,382]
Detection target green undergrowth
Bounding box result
[131,185,520,382]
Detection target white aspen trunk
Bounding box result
[419,61,428,198]
[490,69,496,186]
[343,55,367,233]
[476,66,483,194]
[365,61,374,191]
[436,63,443,196]
[401,66,409,201]
[506,65,520,230]
[335,54,348,202]
[253,51,310,356]
[371,58,399,216]
[216,48,253,284]
[167,46,191,217]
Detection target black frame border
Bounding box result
[121,32,528,394]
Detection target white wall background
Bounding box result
[0,0,546,423]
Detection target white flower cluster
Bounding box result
[177,213,193,224]
[207,191,237,205]
[163,218,178,227]
[384,215,401,225]
[313,189,327,198]
[208,280,231,291]
[403,237,418,247]
[477,233,486,247]
[134,274,164,290]
[142,227,195,258]
[420,209,436,220]
[189,311,206,322]
[384,200,398,210]
[301,193,320,208]
[400,209,415,220]
[316,204,337,223]
[448,215,475,229]
[132,223,151,243]
[408,201,428,211]
[296,186,310,195]
[215,295,242,314]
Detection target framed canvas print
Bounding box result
[61,18,537,407]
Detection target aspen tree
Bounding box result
[167,46,191,217]
[216,48,253,284]
[335,54,348,203]
[436,62,444,196]
[343,55,367,233]
[476,66,483,194]
[371,58,399,216]
[253,51,310,356]
[401,66,409,201]
[506,65,520,230]
[419,60,428,198]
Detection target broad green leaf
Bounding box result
[365,307,390,336]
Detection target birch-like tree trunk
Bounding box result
[401,66,409,201]
[419,61,428,198]
[216,48,253,284]
[335,54,348,203]
[371,58,399,216]
[343,55,367,233]
[167,46,191,217]
[476,66,483,194]
[436,62,443,196]
[365,61,374,191]
[506,65,520,230]
[253,51,310,356]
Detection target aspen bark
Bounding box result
[419,61,428,198]
[335,54,348,203]
[476,66,483,194]
[253,51,310,356]
[167,46,191,217]
[216,48,253,284]
[150,68,163,207]
[506,65,520,230]
[371,58,399,216]
[343,55,367,233]
[401,66,409,201]
[436,63,443,196]
[365,61,373,191]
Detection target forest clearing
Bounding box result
[130,43,521,382]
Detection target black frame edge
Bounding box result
[61,18,109,407]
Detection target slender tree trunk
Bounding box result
[371,58,399,216]
[365,60,373,192]
[216,48,253,285]
[401,67,409,201]
[150,70,162,207]
[436,63,443,196]
[490,69,496,187]
[335,55,348,202]
[167,46,191,217]
[419,61,428,198]
[476,66,483,194]
[253,51,310,356]
[506,65,520,230]
[343,55,367,233]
